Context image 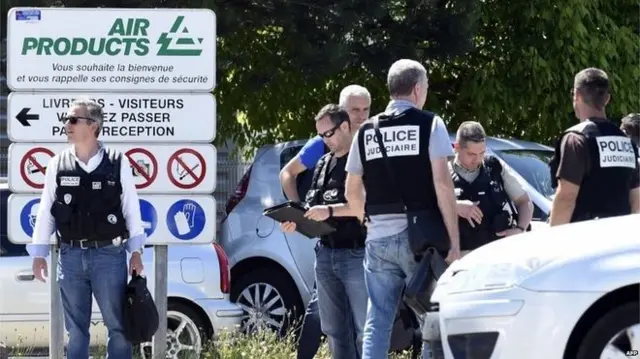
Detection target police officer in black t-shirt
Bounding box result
[549,68,640,226]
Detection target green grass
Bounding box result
[4,327,419,358]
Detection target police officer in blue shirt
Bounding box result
[279,85,371,359]
[28,98,146,359]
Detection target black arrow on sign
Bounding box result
[16,107,40,127]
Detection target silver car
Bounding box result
[0,180,243,359]
[219,136,556,333]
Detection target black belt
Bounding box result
[320,237,365,249]
[60,235,127,249]
[366,202,406,216]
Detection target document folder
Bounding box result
[263,201,337,239]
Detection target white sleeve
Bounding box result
[30,155,59,245]
[119,154,145,239]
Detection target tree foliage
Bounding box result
[2,0,637,154]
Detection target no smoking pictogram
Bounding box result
[167,148,207,190]
[20,147,55,189]
[126,148,158,189]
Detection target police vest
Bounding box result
[305,152,366,245]
[51,147,129,242]
[453,156,516,251]
[549,119,638,222]
[357,108,439,215]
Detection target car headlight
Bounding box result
[443,257,553,294]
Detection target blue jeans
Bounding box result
[296,285,322,359]
[57,243,131,359]
[362,229,428,359]
[315,244,368,359]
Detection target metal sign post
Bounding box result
[153,245,168,358]
[49,244,65,359]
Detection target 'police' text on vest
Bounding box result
[596,136,637,169]
[363,125,420,161]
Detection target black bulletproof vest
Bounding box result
[452,156,515,251]
[549,119,638,222]
[51,147,129,242]
[357,108,438,215]
[305,152,366,243]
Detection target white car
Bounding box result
[432,213,640,359]
[0,180,243,358]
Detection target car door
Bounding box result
[0,189,50,348]
[279,143,318,292]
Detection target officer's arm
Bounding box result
[26,156,59,259]
[280,156,307,202]
[549,180,579,226]
[119,155,146,254]
[630,164,640,213]
[344,131,366,221]
[549,134,585,226]
[499,161,533,229]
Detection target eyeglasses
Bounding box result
[318,120,347,138]
[62,116,93,125]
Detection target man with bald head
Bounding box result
[345,59,460,358]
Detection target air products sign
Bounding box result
[7,8,216,91]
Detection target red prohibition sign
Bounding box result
[167,148,207,189]
[125,148,158,189]
[20,147,55,189]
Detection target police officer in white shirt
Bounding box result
[27,98,146,359]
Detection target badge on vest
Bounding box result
[60,176,80,187]
[92,181,102,190]
[112,236,122,246]
[63,193,72,204]
[323,189,339,201]
[596,136,636,169]
[107,214,118,224]
[107,180,116,186]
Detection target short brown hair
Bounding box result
[456,121,486,148]
[574,68,610,110]
[314,104,350,127]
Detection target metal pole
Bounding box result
[49,244,65,359]
[153,245,168,358]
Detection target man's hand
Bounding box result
[129,252,144,276]
[496,228,524,237]
[280,221,297,233]
[445,246,460,264]
[304,205,330,221]
[32,258,48,283]
[456,200,483,227]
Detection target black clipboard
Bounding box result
[263,201,337,239]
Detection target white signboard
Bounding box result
[7,92,216,142]
[8,143,217,194]
[6,8,216,91]
[7,193,217,245]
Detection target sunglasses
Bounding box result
[318,120,347,138]
[62,116,93,125]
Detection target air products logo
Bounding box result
[20,16,204,57]
[156,16,203,56]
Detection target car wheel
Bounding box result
[231,268,303,336]
[576,301,640,359]
[139,301,211,359]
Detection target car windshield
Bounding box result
[493,149,555,199]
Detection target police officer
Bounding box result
[282,104,368,359]
[549,68,640,226]
[620,113,640,148]
[28,98,146,359]
[345,59,460,359]
[450,121,533,257]
[279,85,371,359]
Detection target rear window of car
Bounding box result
[493,149,555,199]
